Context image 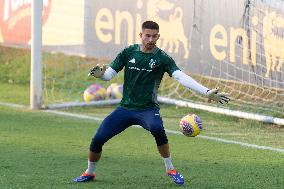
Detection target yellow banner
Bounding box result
[42,0,84,45]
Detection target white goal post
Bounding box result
[158,97,284,126]
[30,0,42,110]
[44,96,284,126]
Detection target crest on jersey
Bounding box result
[149,59,156,69]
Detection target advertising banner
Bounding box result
[0,0,283,88]
[0,0,51,44]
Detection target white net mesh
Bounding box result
[160,0,284,117]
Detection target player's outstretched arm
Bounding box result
[172,70,230,105]
[88,64,117,81]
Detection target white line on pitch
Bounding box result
[0,102,283,153]
[44,110,284,153]
[164,129,284,153]
[0,102,26,108]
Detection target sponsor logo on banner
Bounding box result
[147,0,189,59]
[262,11,284,78]
[94,0,189,59]
[210,10,284,78]
[0,0,52,44]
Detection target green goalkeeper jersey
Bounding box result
[110,44,179,110]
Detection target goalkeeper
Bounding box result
[73,21,229,185]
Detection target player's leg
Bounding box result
[135,108,184,185]
[157,143,184,185]
[73,107,134,182]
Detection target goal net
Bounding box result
[0,0,283,123]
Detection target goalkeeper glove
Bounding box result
[206,87,230,105]
[88,64,107,78]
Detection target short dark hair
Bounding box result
[142,21,159,31]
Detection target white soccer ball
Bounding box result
[179,113,203,137]
[106,83,123,99]
[83,84,107,102]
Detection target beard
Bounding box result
[145,42,156,49]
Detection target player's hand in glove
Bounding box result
[88,64,107,78]
[206,87,230,105]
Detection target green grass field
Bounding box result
[0,104,283,189]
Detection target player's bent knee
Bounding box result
[151,130,168,146]
[89,135,107,153]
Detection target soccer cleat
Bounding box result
[167,169,184,185]
[73,172,96,182]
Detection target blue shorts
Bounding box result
[90,107,168,153]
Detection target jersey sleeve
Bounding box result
[163,54,180,77]
[109,48,127,73]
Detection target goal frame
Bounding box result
[30,0,284,126]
